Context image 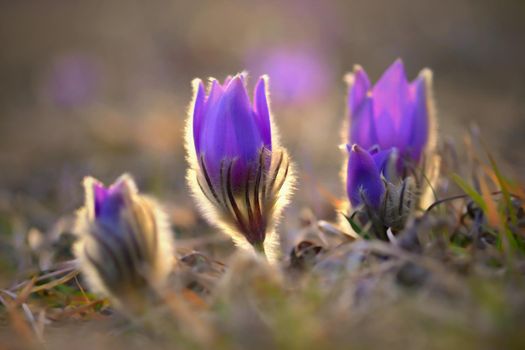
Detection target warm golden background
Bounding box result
[1,0,524,249]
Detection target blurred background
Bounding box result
[1,0,525,272]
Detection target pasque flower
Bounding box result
[343,59,438,238]
[186,74,294,260]
[346,58,436,177]
[74,174,174,313]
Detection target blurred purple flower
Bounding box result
[347,59,430,171]
[249,48,330,103]
[192,74,272,189]
[77,174,174,313]
[346,144,388,208]
[47,54,100,108]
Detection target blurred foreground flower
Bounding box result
[343,59,439,238]
[185,74,294,260]
[74,174,174,314]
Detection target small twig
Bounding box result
[74,275,90,304]
[28,270,80,294]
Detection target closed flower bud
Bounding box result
[185,74,294,260]
[74,174,174,314]
[346,144,387,209]
[346,144,415,239]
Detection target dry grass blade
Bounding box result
[9,259,78,292]
[28,269,80,294]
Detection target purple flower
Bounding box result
[247,47,330,103]
[346,144,388,208]
[76,174,174,312]
[192,74,272,190]
[187,74,294,259]
[46,53,100,108]
[347,59,430,172]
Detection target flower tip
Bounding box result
[353,64,364,72]
[391,58,406,72]
[112,173,137,195]
[206,78,221,93]
[393,57,404,65]
[225,74,246,91]
[82,175,99,192]
[256,74,269,87]
[191,78,205,92]
[417,67,433,84]
[225,72,248,87]
[343,72,354,85]
[382,58,408,81]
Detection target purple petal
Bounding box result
[93,182,125,223]
[408,75,429,162]
[253,76,272,149]
[200,76,263,187]
[346,144,384,208]
[375,110,398,150]
[203,79,224,116]
[348,65,371,118]
[192,80,206,154]
[223,76,264,185]
[371,147,397,181]
[372,59,410,136]
[196,79,223,156]
[93,182,108,218]
[371,148,393,174]
[350,96,378,149]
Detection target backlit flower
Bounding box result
[74,174,174,313]
[346,59,436,177]
[343,59,439,238]
[186,74,294,260]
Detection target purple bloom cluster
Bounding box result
[71,55,439,314]
[346,59,431,209]
[76,58,436,276]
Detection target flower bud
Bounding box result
[346,144,415,239]
[185,74,294,260]
[74,174,174,313]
